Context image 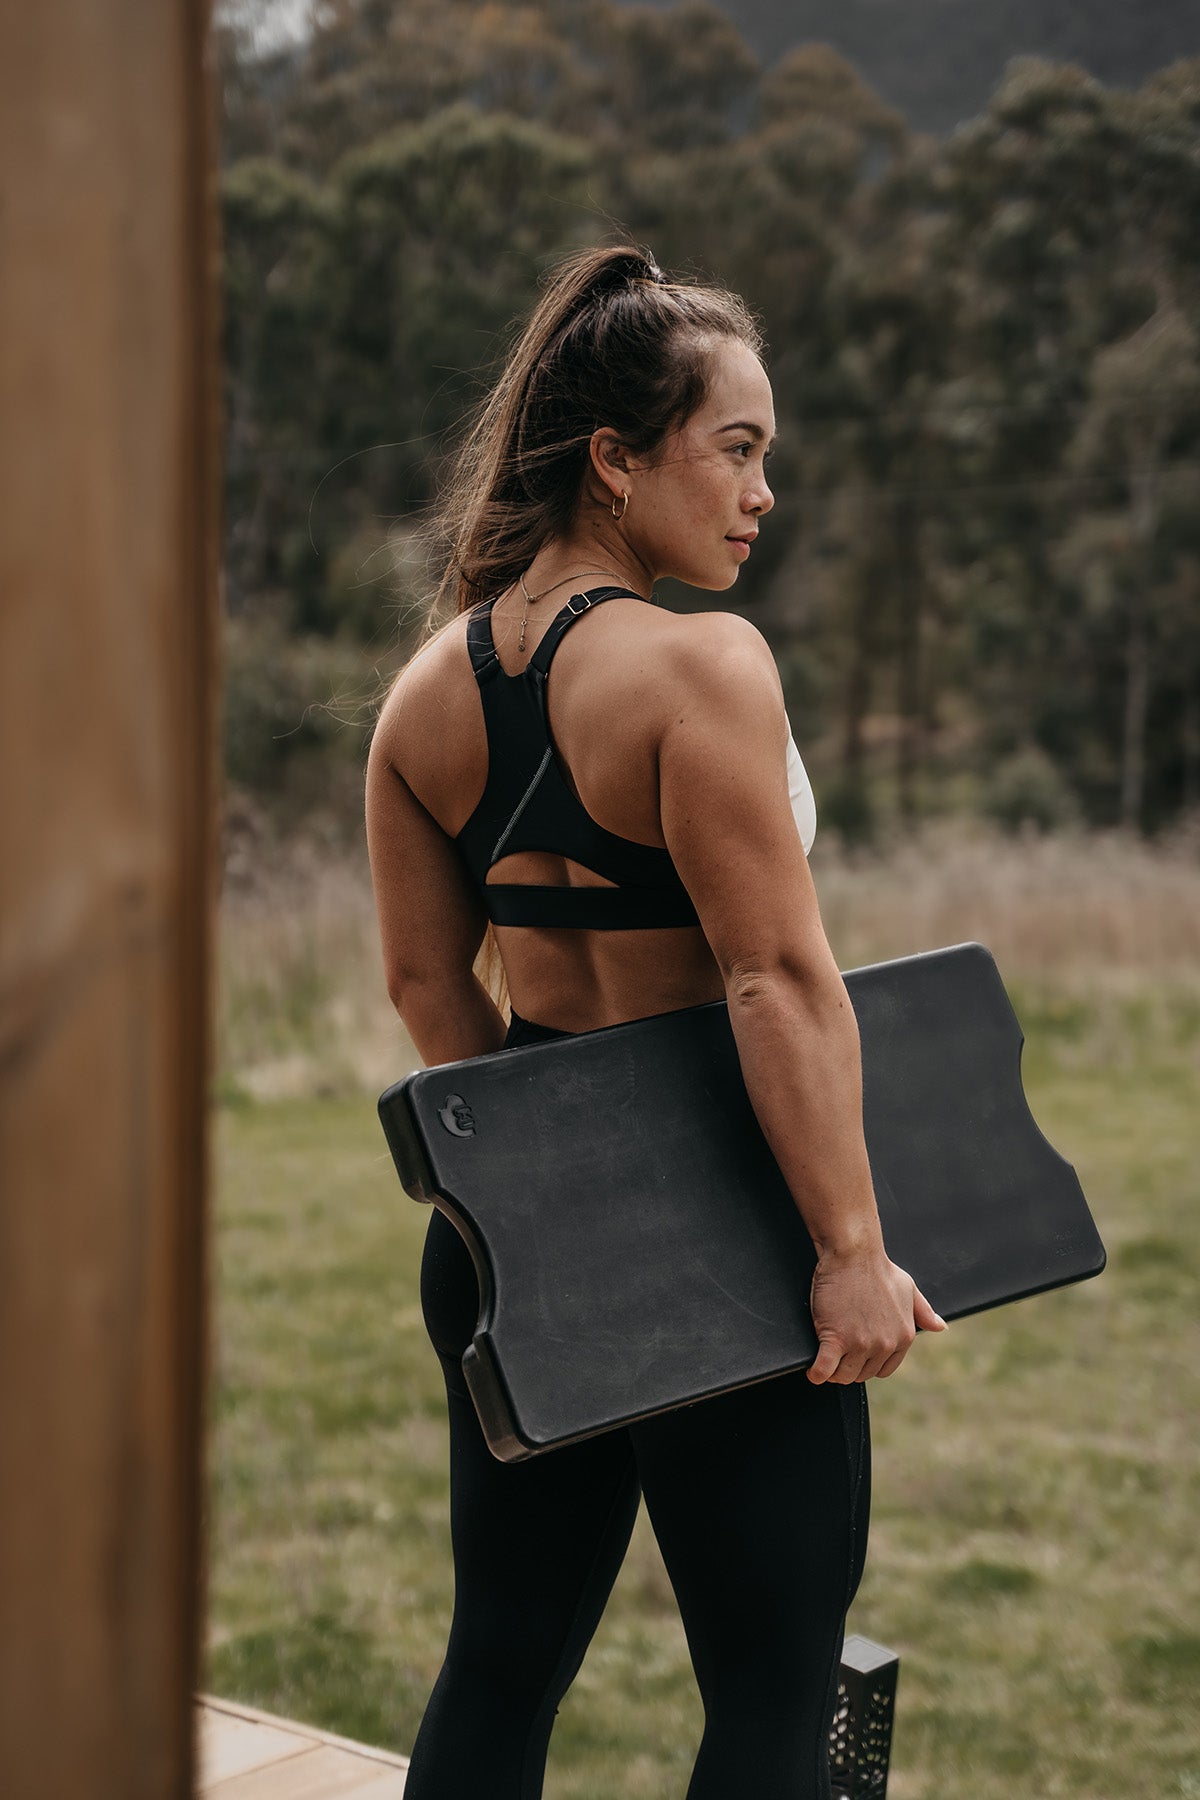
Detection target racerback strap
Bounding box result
[527,586,646,678]
[457,585,700,932]
[465,585,647,689]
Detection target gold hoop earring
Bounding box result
[612,491,629,521]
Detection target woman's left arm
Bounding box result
[365,721,506,1067]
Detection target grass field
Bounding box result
[206,828,1200,1797]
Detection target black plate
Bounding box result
[379,943,1105,1461]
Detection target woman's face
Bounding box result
[619,337,776,591]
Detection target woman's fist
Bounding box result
[807,1246,948,1384]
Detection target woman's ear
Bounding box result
[588,427,640,505]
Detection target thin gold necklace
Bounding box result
[517,569,632,651]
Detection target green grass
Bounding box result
[205,989,1200,1798]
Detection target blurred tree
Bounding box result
[596,0,760,149]
[790,193,958,820]
[212,8,1200,833]
[1063,307,1200,828]
[936,59,1200,826]
[221,156,334,611]
[325,104,595,504]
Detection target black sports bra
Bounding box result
[455,586,701,931]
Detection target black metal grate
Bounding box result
[830,1633,900,1798]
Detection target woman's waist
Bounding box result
[504,1008,575,1049]
[504,972,726,1048]
[506,1003,723,1049]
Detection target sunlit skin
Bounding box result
[366,333,946,1384]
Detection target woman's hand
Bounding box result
[807,1246,948,1384]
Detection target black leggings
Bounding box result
[406,1012,871,1800]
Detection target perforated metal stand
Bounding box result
[830,1634,899,1798]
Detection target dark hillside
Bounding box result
[623,0,1199,132]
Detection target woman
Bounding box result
[365,245,946,1799]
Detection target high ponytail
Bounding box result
[423,243,763,620]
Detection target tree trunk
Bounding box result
[1182,683,1200,817]
[842,492,880,786]
[1120,598,1149,831]
[1122,466,1158,831]
[893,494,923,821]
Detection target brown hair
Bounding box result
[424,243,764,619]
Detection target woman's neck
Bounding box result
[523,522,653,602]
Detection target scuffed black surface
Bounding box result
[379,942,1105,1460]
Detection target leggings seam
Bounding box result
[815,1382,867,1798]
[517,1444,639,1798]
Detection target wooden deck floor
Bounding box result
[196,1695,409,1798]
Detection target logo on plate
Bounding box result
[438,1093,476,1137]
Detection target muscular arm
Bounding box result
[657,614,945,1381]
[365,707,506,1067]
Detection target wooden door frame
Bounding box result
[0,5,219,1794]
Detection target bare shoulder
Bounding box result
[650,606,784,716]
[371,611,471,766]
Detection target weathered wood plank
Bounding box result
[196,1697,410,1797]
[202,1745,408,1799]
[197,1709,316,1784]
[0,4,219,1796]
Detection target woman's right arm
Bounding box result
[656,611,947,1384]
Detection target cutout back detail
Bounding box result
[454,588,702,932]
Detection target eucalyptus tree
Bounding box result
[1061,308,1200,828]
[220,156,334,611]
[935,56,1200,827]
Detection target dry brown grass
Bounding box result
[218,838,406,1100]
[813,819,1200,985]
[217,822,1200,1099]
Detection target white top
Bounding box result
[786,729,817,856]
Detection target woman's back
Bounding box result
[382,587,742,1031]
